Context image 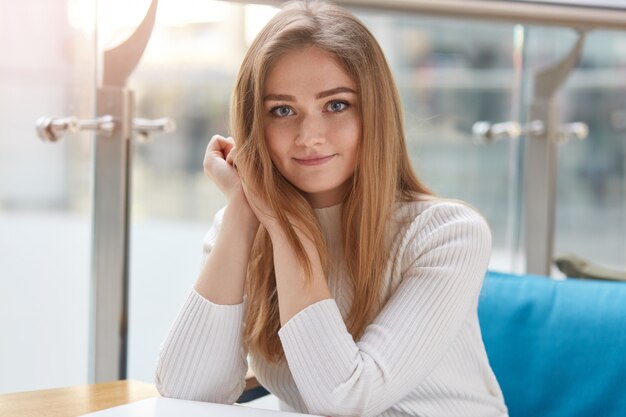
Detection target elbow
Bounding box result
[154,370,173,398]
[303,383,383,417]
[154,365,245,404]
[306,399,379,417]
[299,355,392,417]
[154,367,180,400]
[154,366,184,400]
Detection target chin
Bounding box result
[293,182,337,194]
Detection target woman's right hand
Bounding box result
[203,134,259,230]
[203,135,244,201]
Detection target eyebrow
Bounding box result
[263,86,357,102]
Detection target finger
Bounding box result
[204,135,234,165]
[217,136,236,154]
[240,180,276,227]
[208,135,235,156]
[204,135,235,176]
[225,146,237,166]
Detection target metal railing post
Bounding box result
[88,0,158,383]
[88,87,134,382]
[522,30,586,275]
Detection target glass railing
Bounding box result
[1,0,624,394]
[0,0,96,392]
[126,0,626,383]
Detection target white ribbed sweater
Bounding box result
[155,199,509,417]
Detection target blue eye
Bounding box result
[271,106,294,117]
[327,100,348,112]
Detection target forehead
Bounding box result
[264,46,355,94]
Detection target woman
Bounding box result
[156,1,508,416]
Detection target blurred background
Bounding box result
[1,0,624,395]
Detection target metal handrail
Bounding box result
[237,0,626,30]
[341,0,626,30]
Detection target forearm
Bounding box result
[155,291,248,403]
[269,229,332,326]
[156,197,258,402]
[275,204,493,417]
[194,195,259,305]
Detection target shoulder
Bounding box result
[392,197,492,264]
[394,197,490,238]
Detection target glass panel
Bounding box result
[127,1,522,383]
[127,0,244,383]
[0,0,96,392]
[354,11,523,273]
[524,27,626,273]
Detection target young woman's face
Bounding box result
[263,46,361,208]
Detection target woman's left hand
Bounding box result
[238,177,282,237]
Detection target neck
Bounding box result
[305,179,351,208]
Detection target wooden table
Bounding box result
[0,380,159,417]
[0,374,261,417]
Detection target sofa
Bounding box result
[478,271,626,417]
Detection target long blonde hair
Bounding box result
[231,0,432,362]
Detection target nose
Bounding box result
[294,114,325,147]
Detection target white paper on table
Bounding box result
[79,397,323,417]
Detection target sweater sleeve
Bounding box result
[155,208,249,404]
[277,203,492,417]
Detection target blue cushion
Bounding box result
[478,271,626,417]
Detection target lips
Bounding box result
[293,154,335,166]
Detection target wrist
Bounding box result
[266,223,314,250]
[264,214,291,241]
[224,197,259,236]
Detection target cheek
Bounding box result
[329,114,361,152]
[264,125,291,164]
